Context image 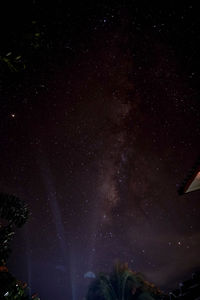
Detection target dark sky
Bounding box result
[0,1,200,299]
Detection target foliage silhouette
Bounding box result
[0,193,40,299]
[0,193,29,264]
[86,263,163,300]
[0,266,40,300]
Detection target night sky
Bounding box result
[0,1,200,299]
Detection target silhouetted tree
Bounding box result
[0,193,40,299]
[86,263,163,300]
[0,193,29,264]
[0,266,40,300]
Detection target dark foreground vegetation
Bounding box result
[86,263,165,300]
[0,193,40,299]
